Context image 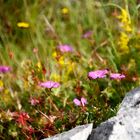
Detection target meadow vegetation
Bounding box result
[0,0,140,139]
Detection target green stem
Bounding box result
[102,3,122,11]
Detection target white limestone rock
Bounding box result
[43,123,93,140]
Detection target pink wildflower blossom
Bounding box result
[110,73,125,80]
[82,31,93,38]
[73,97,87,106]
[58,45,73,53]
[73,98,81,106]
[0,66,11,73]
[81,97,87,106]
[88,69,109,79]
[39,81,60,89]
[29,98,40,106]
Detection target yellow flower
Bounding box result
[4,89,9,94]
[17,22,29,28]
[117,8,132,54]
[66,61,74,74]
[51,73,61,81]
[36,61,42,72]
[125,24,132,32]
[59,56,65,66]
[0,80,4,91]
[0,80,3,88]
[118,32,129,53]
[1,89,12,104]
[52,51,57,58]
[61,7,69,14]
[117,9,132,32]
[117,9,128,22]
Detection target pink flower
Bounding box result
[57,45,73,53]
[73,97,87,106]
[29,98,40,106]
[39,81,60,89]
[110,73,125,80]
[82,31,93,38]
[81,97,87,106]
[73,98,81,106]
[0,66,11,73]
[88,69,109,79]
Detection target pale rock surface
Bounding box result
[43,123,93,140]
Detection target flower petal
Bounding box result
[110,73,125,80]
[88,69,108,79]
[73,98,81,106]
[81,97,87,106]
[58,45,73,53]
[39,81,60,88]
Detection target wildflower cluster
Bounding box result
[0,1,138,140]
[73,97,87,107]
[117,8,132,54]
[52,44,75,81]
[88,69,125,80]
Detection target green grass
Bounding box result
[0,0,139,139]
